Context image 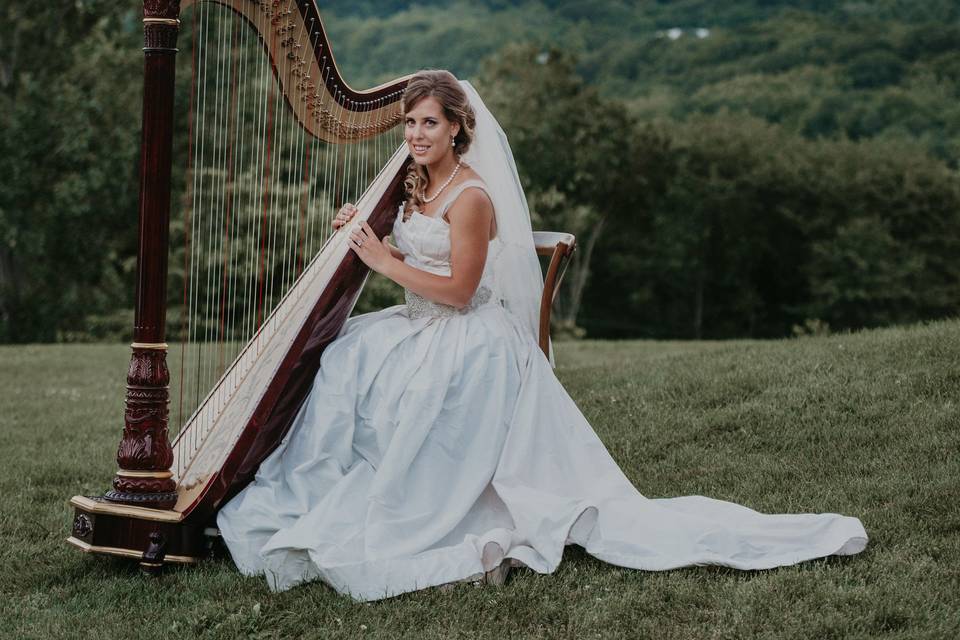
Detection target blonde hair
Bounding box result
[401,70,476,216]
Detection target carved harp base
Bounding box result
[67,496,210,570]
[103,489,178,510]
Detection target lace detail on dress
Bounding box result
[405,286,493,320]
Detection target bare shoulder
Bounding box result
[449,167,492,210]
[446,186,493,226]
[445,167,494,238]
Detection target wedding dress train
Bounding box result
[216,181,868,601]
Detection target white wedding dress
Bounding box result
[216,179,868,601]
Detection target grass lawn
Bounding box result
[2,320,959,639]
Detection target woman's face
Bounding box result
[404,96,460,167]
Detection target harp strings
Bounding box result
[171,0,405,480]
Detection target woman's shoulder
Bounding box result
[443,168,492,209]
[443,184,492,218]
[442,171,495,238]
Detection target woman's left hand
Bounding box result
[349,221,394,273]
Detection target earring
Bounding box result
[451,137,456,147]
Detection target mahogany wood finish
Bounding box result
[105,0,185,509]
[533,232,577,358]
[69,497,207,565]
[294,0,408,104]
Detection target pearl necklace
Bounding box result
[422,159,462,204]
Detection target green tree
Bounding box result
[0,3,142,342]
[476,44,643,333]
[806,217,923,328]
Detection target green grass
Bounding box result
[2,320,959,639]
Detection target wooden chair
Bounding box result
[533,231,577,358]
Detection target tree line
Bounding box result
[473,45,960,339]
[1,1,958,342]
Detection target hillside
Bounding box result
[322,0,960,164]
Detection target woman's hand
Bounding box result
[332,203,357,230]
[349,221,394,274]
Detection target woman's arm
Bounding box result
[349,188,494,308]
[385,240,405,261]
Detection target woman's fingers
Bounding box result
[332,203,358,229]
[351,222,373,245]
[349,225,368,247]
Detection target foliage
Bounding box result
[586,113,960,338]
[476,44,643,331]
[2,0,959,341]
[321,2,960,166]
[0,2,142,342]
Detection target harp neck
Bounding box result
[178,0,410,142]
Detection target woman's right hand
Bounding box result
[332,203,358,230]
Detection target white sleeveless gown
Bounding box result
[217,181,868,601]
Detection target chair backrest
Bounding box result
[532,231,577,357]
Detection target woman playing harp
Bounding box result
[215,70,868,601]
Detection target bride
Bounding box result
[216,70,868,601]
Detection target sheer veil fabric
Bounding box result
[457,80,552,363]
[215,82,868,601]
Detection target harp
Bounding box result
[66,0,414,566]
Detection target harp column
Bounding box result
[104,0,183,510]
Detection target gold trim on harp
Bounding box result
[130,342,168,350]
[66,537,198,563]
[116,469,175,479]
[70,495,184,522]
[143,18,181,26]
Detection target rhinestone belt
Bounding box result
[405,286,494,320]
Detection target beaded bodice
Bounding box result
[392,180,497,319]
